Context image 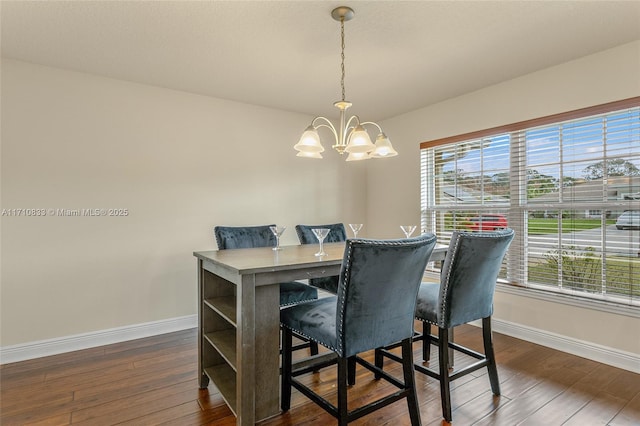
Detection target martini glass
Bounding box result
[311,228,330,256]
[400,225,416,238]
[349,223,363,238]
[269,225,286,251]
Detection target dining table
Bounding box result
[193,241,448,425]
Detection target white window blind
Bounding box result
[421,101,640,305]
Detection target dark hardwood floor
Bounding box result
[1,323,639,425]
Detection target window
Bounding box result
[420,98,640,306]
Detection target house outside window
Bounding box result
[420,99,640,306]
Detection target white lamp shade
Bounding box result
[345,125,375,153]
[294,126,324,153]
[296,151,323,159]
[345,151,370,161]
[370,133,398,158]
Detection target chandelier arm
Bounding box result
[359,121,384,133]
[343,115,362,141]
[311,116,340,144]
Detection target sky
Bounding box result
[437,108,640,182]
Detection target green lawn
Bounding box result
[527,219,637,296]
[445,216,616,234]
[528,218,616,234]
[528,255,640,297]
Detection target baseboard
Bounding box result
[0,314,197,365]
[479,318,640,374]
[3,314,638,373]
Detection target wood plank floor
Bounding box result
[1,324,639,425]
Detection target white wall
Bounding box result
[0,59,366,348]
[368,41,640,359]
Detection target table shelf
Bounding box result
[204,364,237,416]
[199,266,239,417]
[204,296,237,327]
[204,329,237,371]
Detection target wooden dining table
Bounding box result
[193,241,448,425]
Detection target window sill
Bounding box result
[496,283,640,319]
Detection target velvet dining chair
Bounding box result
[376,228,515,422]
[280,234,438,425]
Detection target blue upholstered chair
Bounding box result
[280,234,438,425]
[214,225,319,354]
[214,225,318,306]
[377,228,514,422]
[295,223,347,294]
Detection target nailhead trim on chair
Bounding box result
[336,239,353,355]
[279,297,318,307]
[280,323,341,353]
[438,232,460,326]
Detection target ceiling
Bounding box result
[2,1,639,122]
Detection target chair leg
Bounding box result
[347,356,356,386]
[438,327,452,422]
[337,356,349,426]
[422,321,431,361]
[310,341,319,356]
[449,327,455,368]
[281,328,293,411]
[402,338,422,426]
[374,348,383,378]
[483,316,501,395]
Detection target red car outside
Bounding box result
[466,214,508,232]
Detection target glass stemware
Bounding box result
[348,223,363,238]
[269,225,286,251]
[400,225,416,238]
[311,228,330,257]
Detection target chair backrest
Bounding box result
[336,234,437,358]
[295,223,347,294]
[214,225,276,250]
[438,228,515,329]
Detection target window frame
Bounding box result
[420,97,640,151]
[420,97,640,311]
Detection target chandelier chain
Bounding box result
[340,17,346,102]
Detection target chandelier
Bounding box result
[294,6,398,161]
